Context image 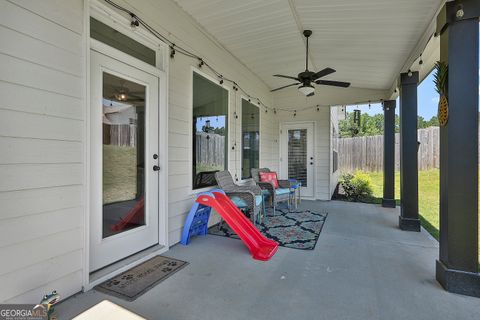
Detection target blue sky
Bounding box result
[348,28,480,119]
[347,71,439,119]
[195,115,226,132]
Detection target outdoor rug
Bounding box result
[208,207,328,250]
[96,255,188,301]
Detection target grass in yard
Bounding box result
[366,169,479,265]
[103,145,138,204]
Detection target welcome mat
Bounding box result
[209,207,328,250]
[96,255,188,301]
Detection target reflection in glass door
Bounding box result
[102,72,146,238]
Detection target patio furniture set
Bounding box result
[214,169,302,224]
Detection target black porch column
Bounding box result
[399,71,420,231]
[435,0,480,298]
[382,100,396,208]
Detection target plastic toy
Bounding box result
[182,189,278,261]
[180,191,214,245]
[37,290,60,320]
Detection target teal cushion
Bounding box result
[230,196,262,208]
[255,195,263,206]
[275,188,290,196]
[230,197,248,208]
[261,189,270,196]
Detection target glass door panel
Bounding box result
[102,72,146,238]
[288,129,308,186]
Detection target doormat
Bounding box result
[209,207,328,250]
[95,255,188,301]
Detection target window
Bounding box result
[241,99,260,179]
[90,17,156,66]
[192,72,228,189]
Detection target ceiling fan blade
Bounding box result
[306,91,315,97]
[273,74,300,81]
[271,83,300,92]
[312,67,336,80]
[315,79,351,88]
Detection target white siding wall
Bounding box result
[277,107,332,201]
[0,0,85,303]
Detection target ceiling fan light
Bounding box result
[298,84,315,96]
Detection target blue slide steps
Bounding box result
[180,190,225,245]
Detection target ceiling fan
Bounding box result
[108,85,145,102]
[271,30,350,97]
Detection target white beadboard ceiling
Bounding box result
[173,0,443,93]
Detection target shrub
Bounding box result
[340,171,373,201]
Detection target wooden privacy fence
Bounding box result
[338,126,441,172]
[195,132,225,166]
[103,124,137,147]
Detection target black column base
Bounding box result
[399,216,420,232]
[382,198,396,208]
[436,260,480,298]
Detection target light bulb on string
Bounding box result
[130,14,139,29]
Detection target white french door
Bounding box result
[281,122,315,198]
[90,50,160,271]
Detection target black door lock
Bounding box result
[153,165,160,171]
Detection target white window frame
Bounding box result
[240,97,261,181]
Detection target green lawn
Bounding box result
[367,169,479,264]
[103,145,138,204]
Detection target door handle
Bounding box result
[153,165,160,171]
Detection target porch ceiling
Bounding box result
[173,0,443,98]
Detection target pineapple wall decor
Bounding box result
[434,61,449,126]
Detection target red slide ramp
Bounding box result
[196,191,278,261]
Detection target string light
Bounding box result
[198,58,204,68]
[293,110,297,117]
[130,13,139,28]
[169,44,175,59]
[419,54,423,66]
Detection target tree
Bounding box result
[339,112,438,137]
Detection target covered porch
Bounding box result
[1,0,480,316]
[58,201,480,319]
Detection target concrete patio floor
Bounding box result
[57,201,480,320]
